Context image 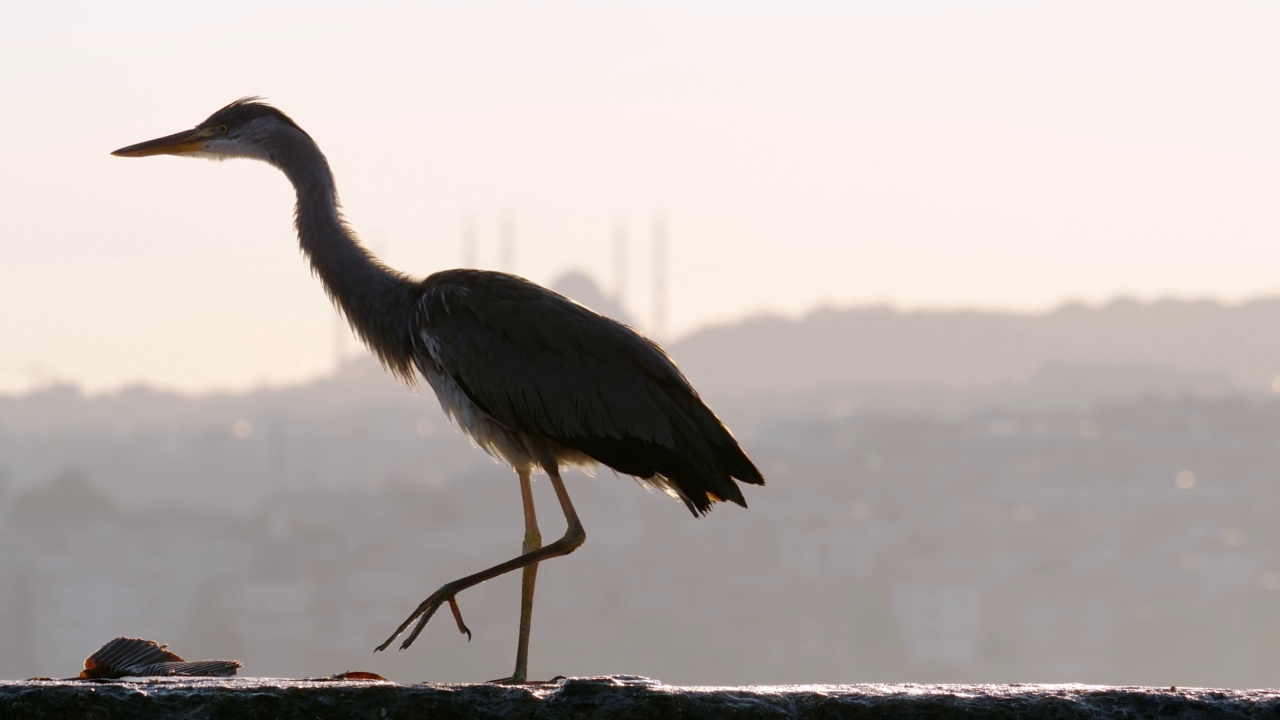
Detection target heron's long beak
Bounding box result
[112,127,213,157]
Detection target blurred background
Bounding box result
[3,0,1280,686]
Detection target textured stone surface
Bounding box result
[3,675,1280,719]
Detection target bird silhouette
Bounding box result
[113,97,764,683]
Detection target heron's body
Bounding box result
[113,98,764,682]
[416,269,759,514]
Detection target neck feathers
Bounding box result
[269,127,420,383]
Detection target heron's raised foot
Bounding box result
[374,585,471,653]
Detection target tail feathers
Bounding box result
[562,389,764,517]
[569,430,763,517]
[670,441,765,517]
[633,427,764,517]
[668,402,765,515]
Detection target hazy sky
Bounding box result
[1,1,1277,394]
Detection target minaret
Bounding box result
[652,212,667,340]
[500,211,515,272]
[462,213,478,267]
[613,218,628,308]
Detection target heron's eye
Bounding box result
[218,124,229,134]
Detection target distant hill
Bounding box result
[5,296,1280,433]
[668,296,1280,411]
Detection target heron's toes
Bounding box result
[397,584,470,650]
[448,597,472,640]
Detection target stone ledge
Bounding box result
[3,676,1279,719]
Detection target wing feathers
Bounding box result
[418,270,762,515]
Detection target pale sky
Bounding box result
[1,1,1277,394]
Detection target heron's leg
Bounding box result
[376,465,586,668]
[509,467,542,683]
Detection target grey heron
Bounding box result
[112,98,765,683]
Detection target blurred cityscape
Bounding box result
[4,278,1280,687]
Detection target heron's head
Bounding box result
[112,97,310,163]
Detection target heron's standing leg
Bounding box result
[505,467,542,684]
[376,463,586,680]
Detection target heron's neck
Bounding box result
[273,135,419,382]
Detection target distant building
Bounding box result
[0,467,9,533]
[550,270,636,327]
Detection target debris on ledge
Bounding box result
[78,637,241,679]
